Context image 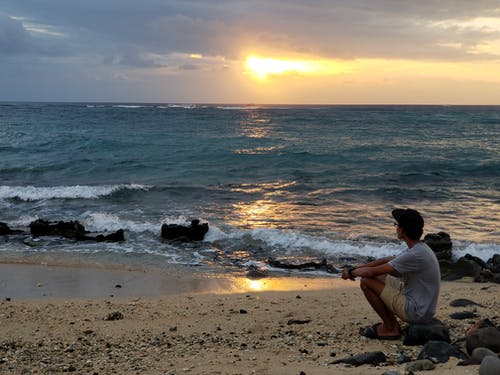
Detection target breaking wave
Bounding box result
[0,184,151,201]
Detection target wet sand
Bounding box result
[0,263,498,374]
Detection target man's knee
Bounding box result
[360,276,385,296]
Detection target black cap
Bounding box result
[392,208,424,240]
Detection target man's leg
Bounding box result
[360,275,401,336]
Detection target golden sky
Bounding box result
[1,1,499,104]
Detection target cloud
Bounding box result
[0,13,31,53]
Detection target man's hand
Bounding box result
[342,267,356,281]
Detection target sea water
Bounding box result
[1,103,499,275]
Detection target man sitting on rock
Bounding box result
[342,208,441,340]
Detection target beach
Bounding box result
[1,264,497,374]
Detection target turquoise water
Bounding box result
[1,103,499,274]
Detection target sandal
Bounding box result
[360,323,401,340]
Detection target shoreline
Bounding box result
[0,262,346,300]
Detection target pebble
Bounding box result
[406,359,435,372]
[480,355,500,375]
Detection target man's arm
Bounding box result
[351,263,395,278]
[342,257,396,280]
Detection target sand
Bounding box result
[0,263,498,374]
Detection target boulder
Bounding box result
[0,222,23,235]
[424,232,452,260]
[30,219,86,239]
[486,254,500,274]
[403,320,450,346]
[480,355,500,375]
[161,219,208,241]
[417,341,467,363]
[29,219,124,242]
[439,257,482,281]
[466,327,500,355]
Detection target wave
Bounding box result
[112,105,145,109]
[206,227,499,262]
[0,184,151,201]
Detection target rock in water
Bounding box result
[331,351,386,366]
[161,219,208,241]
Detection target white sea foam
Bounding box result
[112,105,145,109]
[0,184,151,201]
[452,241,500,262]
[162,104,197,109]
[81,212,158,233]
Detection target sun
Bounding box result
[246,55,316,79]
[245,55,351,80]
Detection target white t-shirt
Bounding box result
[389,241,441,323]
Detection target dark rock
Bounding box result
[268,257,338,273]
[91,229,125,242]
[104,311,124,321]
[439,257,482,281]
[5,297,11,302]
[486,254,500,274]
[382,371,401,375]
[466,319,497,336]
[330,351,386,366]
[417,341,467,363]
[480,355,500,375]
[287,319,312,325]
[29,219,124,242]
[466,327,500,355]
[450,298,484,307]
[239,309,247,314]
[246,264,268,278]
[424,232,452,260]
[450,311,479,320]
[406,359,435,372]
[114,284,122,289]
[161,219,208,241]
[396,352,412,364]
[403,320,450,346]
[30,219,86,239]
[0,222,23,235]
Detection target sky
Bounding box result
[1,0,500,104]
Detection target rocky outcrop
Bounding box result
[424,232,452,260]
[161,219,209,241]
[267,257,339,273]
[29,219,125,242]
[0,222,23,235]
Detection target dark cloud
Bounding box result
[2,1,499,63]
[0,1,499,101]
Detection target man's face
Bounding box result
[395,223,404,240]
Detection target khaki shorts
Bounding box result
[380,275,408,321]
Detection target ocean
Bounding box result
[1,103,499,276]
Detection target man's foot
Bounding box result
[360,323,401,340]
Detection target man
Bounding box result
[342,208,440,340]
